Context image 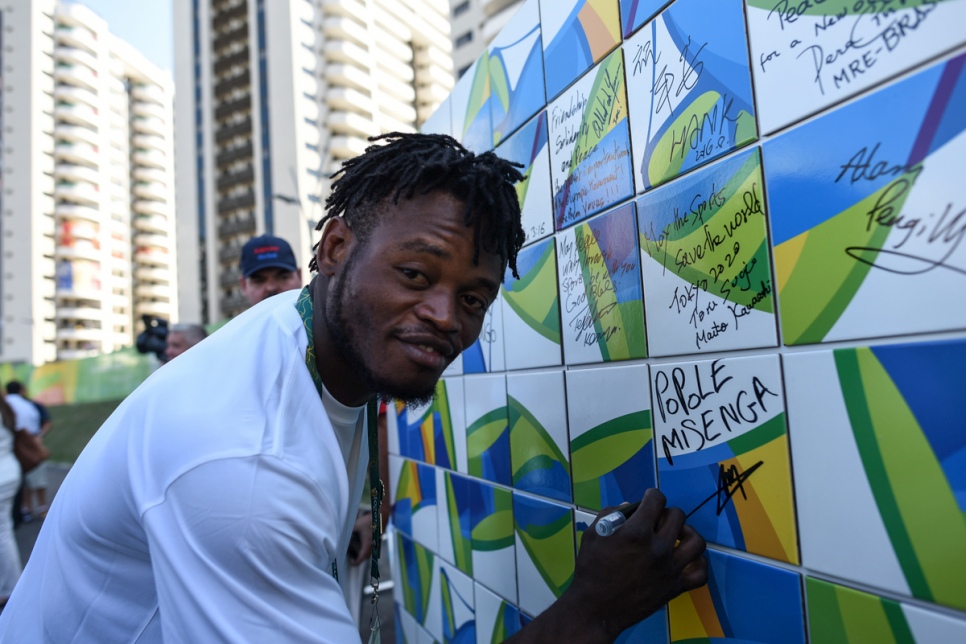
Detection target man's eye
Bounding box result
[463,294,487,312]
[400,268,426,283]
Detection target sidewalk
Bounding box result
[13,462,394,641]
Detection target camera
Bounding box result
[136,315,169,362]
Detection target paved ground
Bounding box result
[14,462,395,642]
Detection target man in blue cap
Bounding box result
[239,234,304,306]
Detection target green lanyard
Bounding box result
[296,287,384,640]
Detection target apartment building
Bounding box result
[174,0,455,324]
[1,1,177,364]
[449,0,523,77]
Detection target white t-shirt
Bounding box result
[0,290,370,643]
[5,393,41,435]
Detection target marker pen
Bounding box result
[595,501,641,536]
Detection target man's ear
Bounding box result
[316,218,354,277]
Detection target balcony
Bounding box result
[132,83,166,105]
[135,300,172,318]
[214,95,252,121]
[55,163,100,184]
[328,135,368,159]
[213,24,249,52]
[54,83,98,107]
[56,242,102,262]
[60,222,99,242]
[56,327,103,343]
[321,0,366,17]
[54,141,99,165]
[132,116,167,137]
[215,142,253,167]
[55,100,100,128]
[133,233,171,250]
[219,266,242,288]
[374,72,416,104]
[218,245,242,263]
[213,1,247,23]
[215,165,254,190]
[481,0,520,16]
[323,40,369,68]
[134,266,170,282]
[56,123,99,147]
[133,167,168,184]
[133,149,167,168]
[329,110,378,137]
[322,16,369,46]
[55,288,103,306]
[215,117,252,143]
[134,284,171,300]
[55,45,99,71]
[54,182,100,207]
[216,213,256,237]
[133,182,168,202]
[132,100,167,121]
[132,199,167,217]
[55,65,98,92]
[214,70,251,98]
[325,63,372,92]
[325,87,373,113]
[217,190,255,214]
[55,25,98,53]
[56,203,101,223]
[213,46,250,75]
[134,214,169,234]
[219,292,250,316]
[135,244,171,262]
[132,133,166,151]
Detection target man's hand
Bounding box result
[507,488,708,643]
[349,510,373,566]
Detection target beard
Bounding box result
[325,248,439,408]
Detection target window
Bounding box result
[455,31,473,48]
[452,1,470,17]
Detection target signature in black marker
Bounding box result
[685,460,764,519]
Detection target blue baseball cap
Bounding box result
[240,235,298,278]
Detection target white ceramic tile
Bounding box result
[470,481,517,604]
[438,561,476,643]
[501,238,563,371]
[464,374,511,487]
[513,492,575,616]
[507,370,571,503]
[747,0,966,133]
[567,364,655,511]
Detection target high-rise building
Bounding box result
[449,0,523,78]
[174,0,455,324]
[1,1,177,365]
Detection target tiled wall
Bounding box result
[392,0,966,642]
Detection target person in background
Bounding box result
[239,234,303,306]
[164,324,208,362]
[11,392,50,527]
[4,383,47,520]
[0,387,21,609]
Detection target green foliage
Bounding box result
[44,399,123,464]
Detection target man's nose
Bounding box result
[415,289,459,333]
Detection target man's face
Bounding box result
[321,191,504,406]
[165,332,189,362]
[240,266,303,305]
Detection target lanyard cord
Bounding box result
[295,287,384,613]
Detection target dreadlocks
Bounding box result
[308,132,526,278]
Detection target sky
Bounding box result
[76,0,174,72]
